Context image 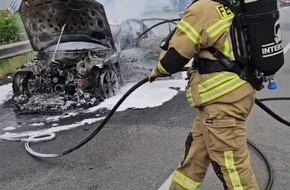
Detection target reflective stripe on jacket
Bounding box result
[186,71,247,107]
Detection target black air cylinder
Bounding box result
[242,0,284,75]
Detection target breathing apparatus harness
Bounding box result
[2,11,288,190]
[161,0,284,91]
[212,0,284,91]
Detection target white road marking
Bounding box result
[280,6,290,54]
[284,41,290,54]
[280,6,290,11]
[158,173,174,190]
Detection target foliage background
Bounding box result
[0,10,28,45]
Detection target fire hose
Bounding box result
[22,76,290,190]
[4,18,290,189]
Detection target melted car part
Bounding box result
[52,23,67,62]
[18,0,115,51]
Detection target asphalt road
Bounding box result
[0,6,290,190]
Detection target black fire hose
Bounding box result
[23,76,290,190]
[25,18,183,156]
[23,18,289,189]
[256,98,290,127]
[24,77,150,158]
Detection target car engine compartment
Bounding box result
[13,47,122,114]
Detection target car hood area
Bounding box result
[18,0,115,51]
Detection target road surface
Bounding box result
[0,5,290,190]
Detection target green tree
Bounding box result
[0,10,28,45]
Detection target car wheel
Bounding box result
[99,68,119,99]
[13,71,33,96]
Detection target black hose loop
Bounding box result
[24,77,149,157]
[247,139,273,190]
[61,77,149,156]
[22,17,290,190]
[255,98,290,127]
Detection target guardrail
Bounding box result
[0,40,32,60]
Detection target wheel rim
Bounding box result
[14,72,29,94]
[13,72,35,96]
[99,70,119,98]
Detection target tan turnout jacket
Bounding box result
[158,0,255,107]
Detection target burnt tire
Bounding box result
[13,71,33,96]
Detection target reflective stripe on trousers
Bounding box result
[172,171,201,190]
[224,151,244,190]
[171,91,259,190]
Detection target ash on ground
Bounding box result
[11,45,182,115]
[13,90,103,115]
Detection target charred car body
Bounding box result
[13,0,123,113]
[13,0,175,114]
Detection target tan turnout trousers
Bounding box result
[170,89,259,190]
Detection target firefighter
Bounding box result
[149,0,259,189]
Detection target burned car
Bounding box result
[12,0,177,114]
[13,0,123,113]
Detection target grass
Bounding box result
[0,52,34,79]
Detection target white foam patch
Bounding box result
[3,127,16,131]
[0,118,104,141]
[87,79,187,112]
[0,79,187,141]
[45,116,61,123]
[0,83,12,105]
[62,112,79,118]
[44,112,79,123]
[29,123,45,127]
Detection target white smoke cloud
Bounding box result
[97,0,177,21]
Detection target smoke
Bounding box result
[97,0,177,21]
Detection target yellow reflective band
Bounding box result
[199,76,246,104]
[225,35,235,60]
[198,72,237,93]
[224,151,244,190]
[206,16,234,38]
[177,19,201,44]
[224,38,230,57]
[186,87,195,107]
[157,62,170,75]
[230,50,235,61]
[172,171,201,190]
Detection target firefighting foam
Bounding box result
[0,79,187,141]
